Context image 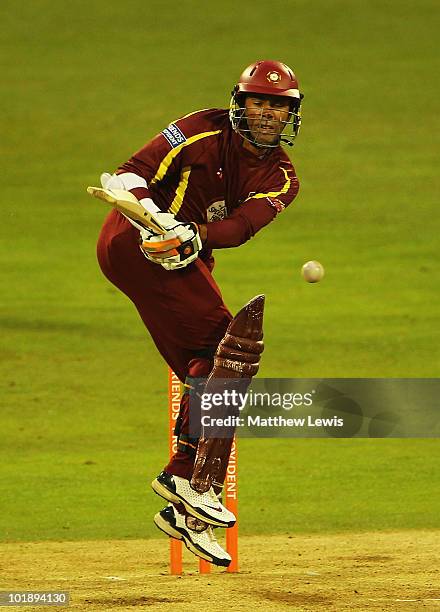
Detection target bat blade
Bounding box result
[87,186,166,235]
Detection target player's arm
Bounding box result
[201,162,299,249]
[98,114,211,269]
[112,111,217,211]
[100,129,182,224]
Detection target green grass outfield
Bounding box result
[1,0,439,542]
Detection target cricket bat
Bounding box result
[87,186,166,235]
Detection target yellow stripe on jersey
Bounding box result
[244,166,291,201]
[151,130,221,185]
[169,166,191,215]
[179,109,211,120]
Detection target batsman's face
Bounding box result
[244,95,291,146]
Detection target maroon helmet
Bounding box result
[229,60,303,148]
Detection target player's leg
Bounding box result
[153,296,265,531]
[97,215,264,551]
[97,211,234,483]
[97,211,235,562]
[191,295,265,493]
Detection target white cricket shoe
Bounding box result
[151,471,236,528]
[154,504,231,567]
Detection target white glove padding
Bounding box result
[140,214,202,270]
[100,172,124,190]
[99,173,161,232]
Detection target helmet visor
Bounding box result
[229,93,302,148]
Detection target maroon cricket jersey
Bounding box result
[117,108,299,253]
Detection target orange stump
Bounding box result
[168,368,183,575]
[167,367,238,574]
[225,438,239,572]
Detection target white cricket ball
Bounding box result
[301,260,324,283]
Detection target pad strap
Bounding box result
[176,433,199,457]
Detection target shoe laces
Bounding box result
[206,527,218,544]
[209,488,220,504]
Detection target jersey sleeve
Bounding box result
[205,160,299,249]
[115,111,221,202]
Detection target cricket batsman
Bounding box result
[95,60,303,566]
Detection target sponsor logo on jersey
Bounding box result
[207,200,227,222]
[162,123,187,148]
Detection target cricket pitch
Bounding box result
[1,531,439,611]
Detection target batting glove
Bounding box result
[140,215,202,270]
